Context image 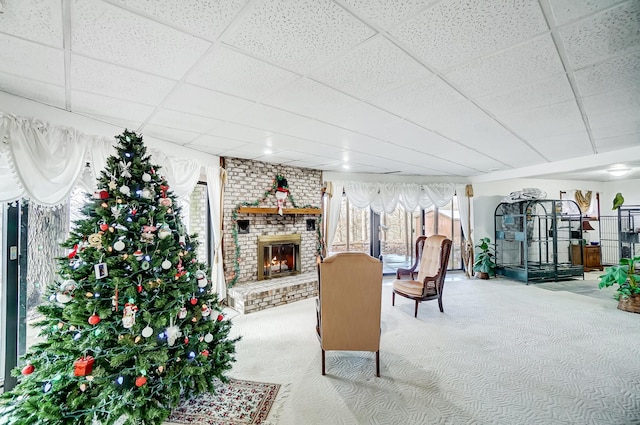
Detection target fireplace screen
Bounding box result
[257,234,301,280]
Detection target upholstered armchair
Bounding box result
[392,235,452,318]
[316,252,383,377]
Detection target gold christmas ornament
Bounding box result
[88,233,103,249]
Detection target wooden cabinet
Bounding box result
[571,244,603,272]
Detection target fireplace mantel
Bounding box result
[237,206,321,215]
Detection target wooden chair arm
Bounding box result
[396,267,416,279]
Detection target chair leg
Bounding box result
[438,297,444,313]
[392,291,395,306]
[414,300,419,318]
[375,351,380,377]
[322,349,326,375]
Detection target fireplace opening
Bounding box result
[257,234,301,280]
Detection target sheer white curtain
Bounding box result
[206,165,226,300]
[0,113,89,206]
[341,181,456,213]
[324,181,344,254]
[149,149,200,200]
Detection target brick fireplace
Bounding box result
[223,158,322,314]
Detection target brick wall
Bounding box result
[223,157,322,285]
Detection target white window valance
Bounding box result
[0,112,202,206]
[342,181,456,214]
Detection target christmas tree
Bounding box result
[0,130,237,424]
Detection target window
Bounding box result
[329,196,370,254]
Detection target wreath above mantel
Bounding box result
[228,174,323,288]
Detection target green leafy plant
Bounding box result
[598,256,640,300]
[473,237,497,278]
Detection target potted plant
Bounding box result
[599,256,640,313]
[473,237,496,279]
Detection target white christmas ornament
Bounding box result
[56,293,72,304]
[122,303,138,329]
[120,185,131,196]
[141,188,152,199]
[157,224,171,240]
[142,173,151,182]
[196,270,207,288]
[204,333,213,343]
[166,323,182,347]
[161,259,172,270]
[141,326,153,338]
[113,240,125,251]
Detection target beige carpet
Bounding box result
[226,273,640,425]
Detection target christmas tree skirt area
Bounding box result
[165,378,280,425]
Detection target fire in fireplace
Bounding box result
[257,234,301,280]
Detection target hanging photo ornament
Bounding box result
[122,303,138,329]
[94,262,108,279]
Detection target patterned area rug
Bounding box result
[166,379,280,425]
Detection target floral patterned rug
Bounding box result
[166,379,280,425]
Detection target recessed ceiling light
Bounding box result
[342,164,350,169]
[606,169,630,177]
[263,149,272,155]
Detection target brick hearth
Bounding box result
[227,272,318,314]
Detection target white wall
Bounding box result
[602,178,640,210]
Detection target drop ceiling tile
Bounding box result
[500,100,587,140]
[141,124,200,145]
[592,119,640,139]
[391,0,548,71]
[581,86,640,116]
[445,35,565,99]
[163,84,254,121]
[560,1,640,69]
[264,77,359,120]
[595,132,640,152]
[311,36,432,100]
[341,0,439,30]
[0,34,64,85]
[574,51,640,96]
[208,122,273,143]
[216,143,272,160]
[255,134,345,156]
[113,0,248,40]
[71,0,211,79]
[370,74,466,119]
[221,0,375,73]
[188,45,299,101]
[549,0,623,25]
[187,134,244,154]
[477,74,575,116]
[0,72,65,108]
[321,101,402,135]
[71,91,155,123]
[283,119,365,146]
[0,0,63,47]
[70,54,176,104]
[231,105,309,133]
[527,131,593,160]
[78,113,144,133]
[148,109,222,134]
[589,106,640,131]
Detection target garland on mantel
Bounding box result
[228,175,323,288]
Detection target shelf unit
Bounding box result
[617,205,640,259]
[495,199,584,283]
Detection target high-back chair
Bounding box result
[316,252,383,376]
[392,235,452,318]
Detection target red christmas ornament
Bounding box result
[160,185,169,198]
[135,376,147,387]
[73,356,94,377]
[21,364,35,375]
[137,284,142,293]
[201,350,209,357]
[184,337,189,344]
[68,244,78,259]
[88,314,101,325]
[99,223,109,231]
[131,208,137,216]
[217,314,224,322]
[190,297,198,305]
